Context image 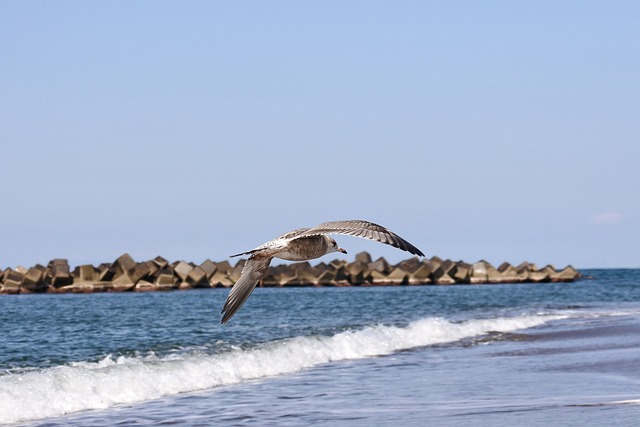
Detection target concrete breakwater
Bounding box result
[0,252,581,294]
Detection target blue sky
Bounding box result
[1,1,638,269]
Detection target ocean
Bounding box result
[1,269,638,426]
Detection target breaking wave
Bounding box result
[0,313,563,424]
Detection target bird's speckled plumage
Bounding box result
[221,220,424,323]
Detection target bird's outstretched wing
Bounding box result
[221,257,272,323]
[294,220,425,257]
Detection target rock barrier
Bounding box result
[0,252,581,294]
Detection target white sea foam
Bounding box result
[0,314,563,424]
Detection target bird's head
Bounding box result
[326,236,347,255]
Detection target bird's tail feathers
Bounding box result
[230,248,263,258]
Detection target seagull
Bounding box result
[221,220,424,323]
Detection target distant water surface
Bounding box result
[1,269,638,426]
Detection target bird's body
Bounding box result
[221,220,424,323]
[232,233,338,261]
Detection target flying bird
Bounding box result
[221,220,424,323]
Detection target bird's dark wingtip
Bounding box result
[405,243,425,258]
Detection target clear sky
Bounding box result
[1,1,638,269]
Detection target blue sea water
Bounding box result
[1,269,639,426]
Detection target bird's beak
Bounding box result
[339,247,348,254]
